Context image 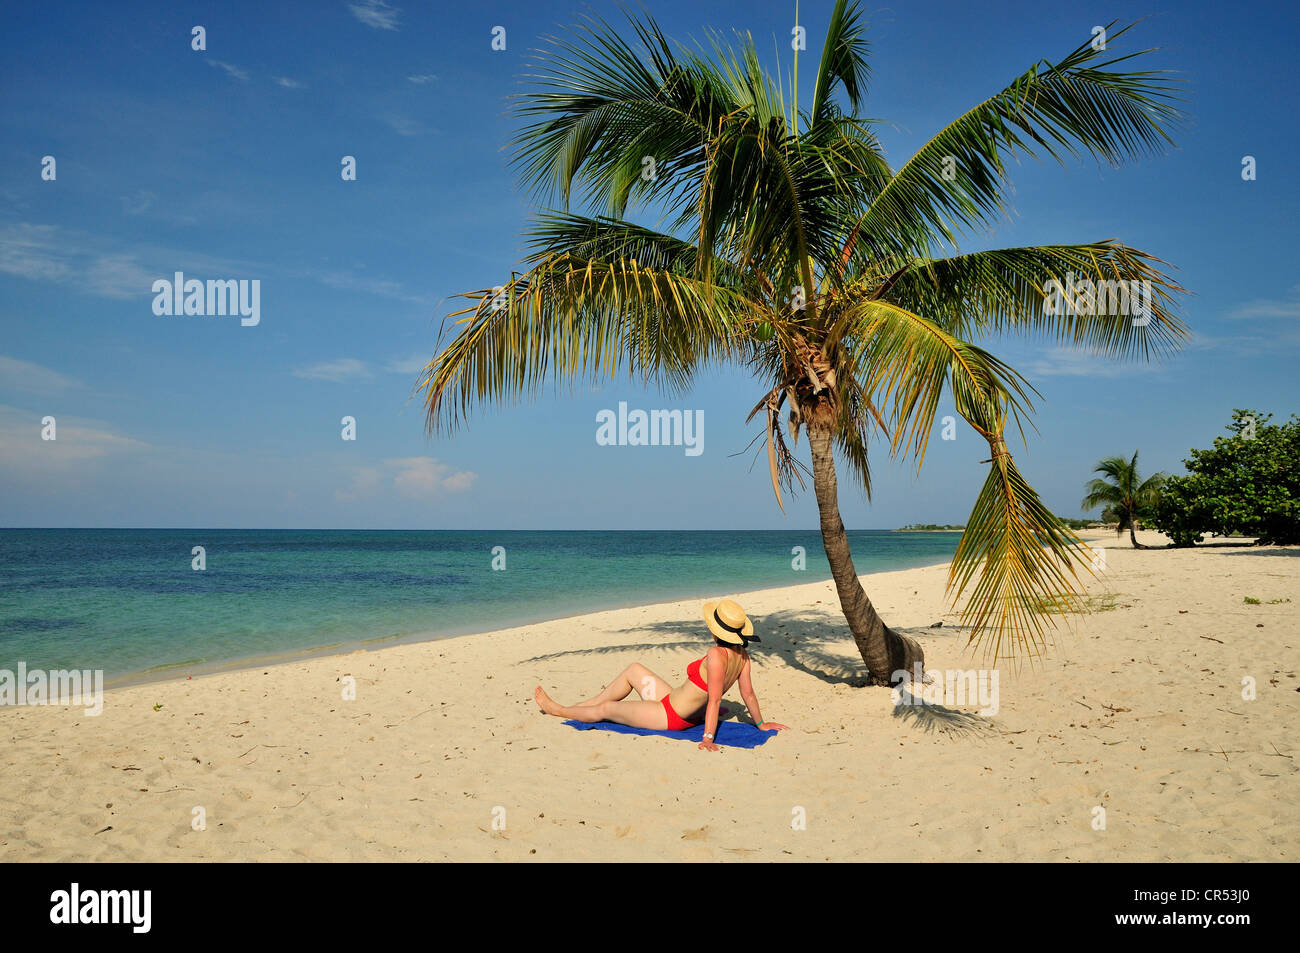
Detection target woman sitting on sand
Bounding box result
[534,599,789,752]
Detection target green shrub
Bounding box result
[1151,409,1300,547]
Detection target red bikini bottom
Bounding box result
[661,694,700,730]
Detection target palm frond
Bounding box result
[523,212,716,278]
[881,242,1189,360]
[847,21,1184,261]
[837,298,1039,467]
[1081,478,1125,512]
[948,392,1094,661]
[419,256,760,434]
[810,0,871,122]
[511,8,722,218]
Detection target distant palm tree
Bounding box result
[419,1,1187,678]
[1082,452,1167,548]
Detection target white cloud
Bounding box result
[384,115,424,136]
[292,359,371,382]
[0,356,83,394]
[0,224,71,282]
[387,457,476,499]
[317,268,429,304]
[1226,285,1300,320]
[0,225,150,298]
[207,60,250,82]
[0,222,264,301]
[0,404,147,480]
[386,353,429,374]
[334,466,383,502]
[407,74,437,84]
[274,77,305,88]
[438,470,476,493]
[121,190,156,215]
[334,457,475,503]
[349,0,400,30]
[1023,346,1127,378]
[85,254,156,299]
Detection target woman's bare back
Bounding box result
[667,646,747,721]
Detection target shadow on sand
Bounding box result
[520,605,1001,738]
[891,695,1000,738]
[523,606,966,685]
[1213,545,1300,558]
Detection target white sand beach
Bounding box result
[2,531,1296,862]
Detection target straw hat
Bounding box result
[702,599,758,645]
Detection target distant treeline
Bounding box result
[897,516,1103,533]
[1056,515,1105,530]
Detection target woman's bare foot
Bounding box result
[534,685,566,717]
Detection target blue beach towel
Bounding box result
[563,716,778,749]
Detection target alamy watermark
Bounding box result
[891,664,999,716]
[1042,272,1152,327]
[49,883,150,933]
[595,401,703,456]
[152,271,260,326]
[0,664,103,716]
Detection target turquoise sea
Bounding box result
[0,529,960,685]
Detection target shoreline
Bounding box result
[4,528,1296,862]
[96,551,959,694]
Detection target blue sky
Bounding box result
[1,0,1296,529]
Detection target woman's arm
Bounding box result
[737,657,789,732]
[736,656,763,725]
[698,647,728,752]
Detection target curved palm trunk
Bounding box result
[807,427,924,686]
[1126,501,1144,549]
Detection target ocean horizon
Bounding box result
[0,528,960,686]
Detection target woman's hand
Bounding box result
[697,741,723,752]
[758,721,789,731]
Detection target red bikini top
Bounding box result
[687,657,709,692]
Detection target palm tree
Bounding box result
[419,2,1187,682]
[1082,452,1167,549]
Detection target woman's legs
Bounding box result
[572,663,673,707]
[534,687,669,729]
